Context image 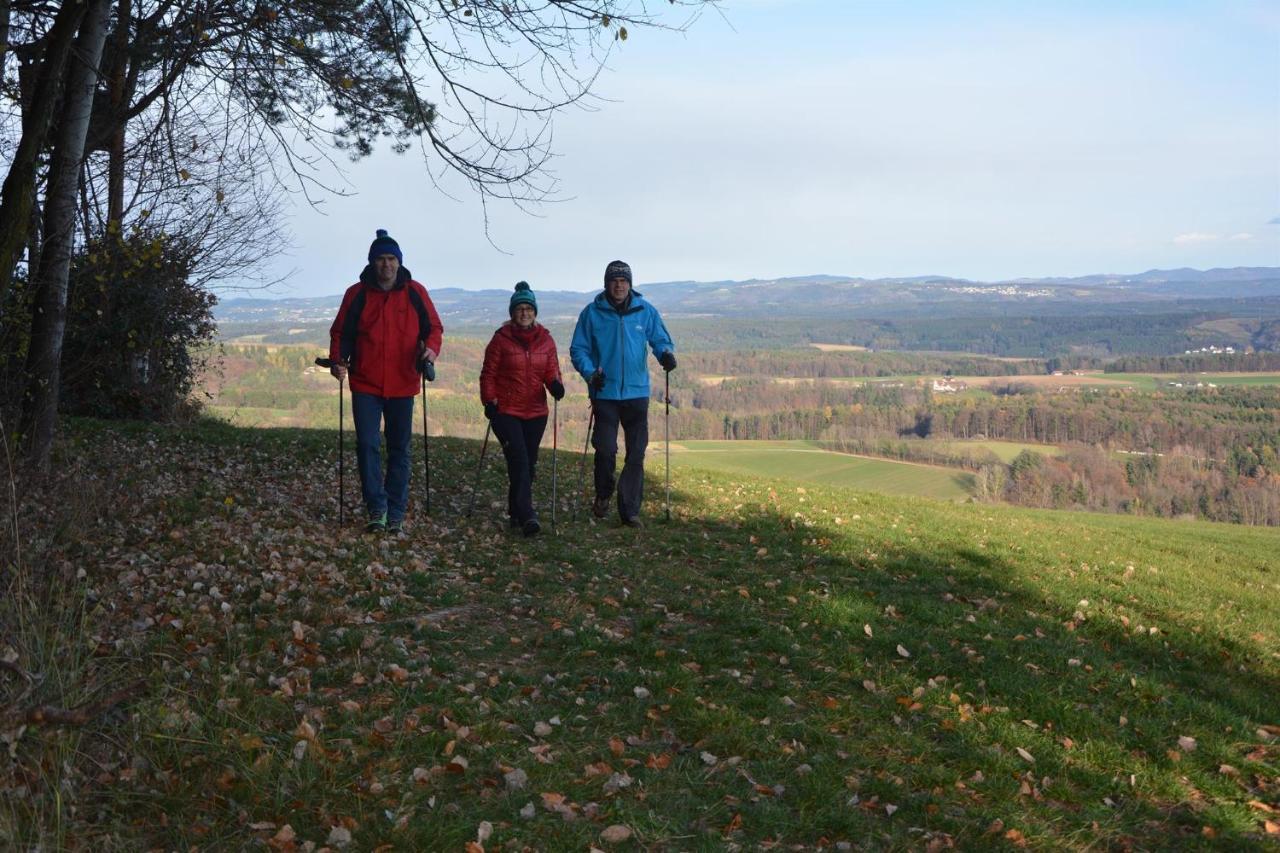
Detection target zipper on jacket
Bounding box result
[616,309,625,396]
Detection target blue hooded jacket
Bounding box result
[570,289,674,401]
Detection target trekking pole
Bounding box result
[665,370,671,523]
[315,357,345,526]
[420,361,435,515]
[575,397,595,521]
[551,397,558,532]
[466,422,493,518]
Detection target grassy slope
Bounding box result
[671,440,975,500]
[924,440,1064,463]
[6,419,1278,850]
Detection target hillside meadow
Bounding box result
[670,440,975,501]
[2,419,1277,850]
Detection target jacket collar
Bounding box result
[499,320,546,343]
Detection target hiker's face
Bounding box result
[374,254,399,287]
[607,276,630,304]
[512,303,536,328]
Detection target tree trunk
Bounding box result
[21,0,112,471]
[106,0,131,225]
[0,1,10,78]
[0,1,87,311]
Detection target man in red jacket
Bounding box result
[328,230,443,533]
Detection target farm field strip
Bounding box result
[669,439,975,500]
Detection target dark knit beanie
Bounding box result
[509,281,537,316]
[603,260,632,286]
[367,229,403,263]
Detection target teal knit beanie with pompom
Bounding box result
[509,281,537,316]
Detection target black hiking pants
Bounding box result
[491,412,547,525]
[591,397,649,520]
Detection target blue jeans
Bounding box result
[351,392,414,522]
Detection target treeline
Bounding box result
[990,448,1280,526]
[1105,352,1280,373]
[928,388,1280,459]
[665,312,1228,356]
[670,378,1280,461]
[866,313,1225,357]
[682,350,1049,378]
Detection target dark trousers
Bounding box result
[491,413,547,524]
[592,397,649,520]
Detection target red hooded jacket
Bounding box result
[329,269,443,398]
[480,322,561,419]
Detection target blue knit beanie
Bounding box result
[509,281,537,316]
[367,229,403,263]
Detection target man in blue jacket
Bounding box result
[570,260,676,527]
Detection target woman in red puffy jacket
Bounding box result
[480,282,565,535]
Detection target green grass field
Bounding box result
[1116,373,1280,391]
[918,439,1063,463]
[6,419,1278,849]
[671,439,976,500]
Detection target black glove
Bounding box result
[484,401,498,420]
[589,370,605,392]
[659,351,677,372]
[548,379,565,401]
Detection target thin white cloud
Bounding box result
[1173,232,1220,245]
[1228,232,1254,241]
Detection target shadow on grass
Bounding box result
[608,473,1278,849]
[35,419,1279,850]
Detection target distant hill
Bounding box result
[214,267,1280,344]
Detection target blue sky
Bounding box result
[260,0,1280,297]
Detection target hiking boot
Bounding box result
[522,518,541,537]
[591,495,610,519]
[365,512,387,534]
[386,518,403,534]
[622,516,644,529]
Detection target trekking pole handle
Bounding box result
[315,357,334,368]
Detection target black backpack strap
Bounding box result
[406,284,432,345]
[340,289,367,365]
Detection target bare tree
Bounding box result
[19,0,112,469]
[0,2,89,308]
[3,0,716,468]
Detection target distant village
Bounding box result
[941,285,1054,297]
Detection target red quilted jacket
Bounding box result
[480,322,561,419]
[328,270,443,398]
